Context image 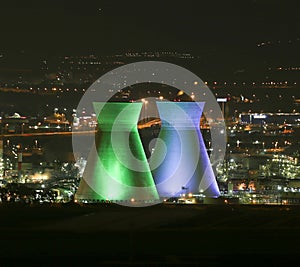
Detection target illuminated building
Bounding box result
[1,113,29,134]
[150,102,220,198]
[240,112,300,125]
[75,102,159,204]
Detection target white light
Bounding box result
[217,97,227,102]
[253,114,267,119]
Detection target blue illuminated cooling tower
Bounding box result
[150,101,220,198]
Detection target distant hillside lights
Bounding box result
[0,80,298,95]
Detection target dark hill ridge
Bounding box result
[0,203,300,265]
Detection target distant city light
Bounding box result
[217,98,227,103]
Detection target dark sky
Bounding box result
[0,0,299,55]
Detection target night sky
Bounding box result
[0,0,298,56]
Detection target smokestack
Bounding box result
[18,152,22,171]
[17,144,22,180]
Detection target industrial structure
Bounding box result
[151,102,220,198]
[75,102,160,205]
[75,101,220,205]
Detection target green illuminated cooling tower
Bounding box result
[75,102,159,205]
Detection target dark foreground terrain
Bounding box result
[0,203,299,266]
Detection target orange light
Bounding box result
[177,90,184,96]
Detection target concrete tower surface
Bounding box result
[150,102,220,198]
[75,102,159,205]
